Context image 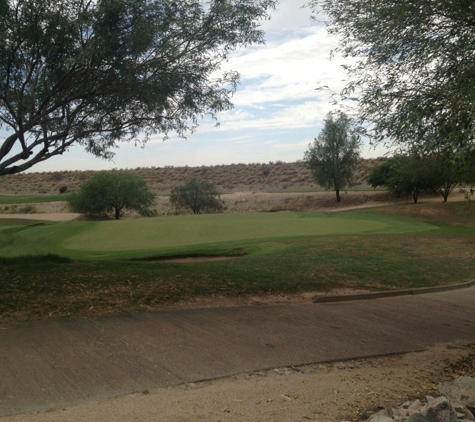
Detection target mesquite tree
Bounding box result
[0,0,276,175]
[308,0,475,160]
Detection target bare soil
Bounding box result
[1,190,467,220]
[4,342,474,422]
[0,190,392,220]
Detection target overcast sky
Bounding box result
[25,0,387,173]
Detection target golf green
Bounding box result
[62,212,436,252]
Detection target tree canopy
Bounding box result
[308,0,475,158]
[170,177,224,214]
[368,155,430,204]
[0,0,276,176]
[369,151,472,203]
[304,111,361,202]
[68,170,155,219]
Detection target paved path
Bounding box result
[1,286,475,417]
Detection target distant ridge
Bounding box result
[0,158,386,196]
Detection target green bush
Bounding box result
[68,171,155,219]
[170,178,225,214]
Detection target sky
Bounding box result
[21,0,388,173]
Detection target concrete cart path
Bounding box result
[1,286,475,417]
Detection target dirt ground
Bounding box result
[0,190,391,220]
[1,190,473,421]
[3,343,474,422]
[2,190,466,220]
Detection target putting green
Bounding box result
[62,211,436,252]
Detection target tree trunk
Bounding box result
[335,188,341,202]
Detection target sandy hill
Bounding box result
[0,158,385,196]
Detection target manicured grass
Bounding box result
[61,212,436,255]
[0,211,435,260]
[0,194,69,204]
[0,203,474,322]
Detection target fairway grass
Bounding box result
[1,211,437,259]
[2,204,474,322]
[0,194,68,204]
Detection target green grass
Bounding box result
[0,202,474,322]
[0,211,436,260]
[63,212,436,254]
[0,194,69,204]
[0,253,71,265]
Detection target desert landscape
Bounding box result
[0,159,383,196]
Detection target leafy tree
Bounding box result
[308,0,475,157]
[68,171,155,219]
[0,0,276,176]
[304,111,361,202]
[170,178,224,214]
[424,153,464,203]
[367,159,392,190]
[369,152,469,203]
[369,155,435,204]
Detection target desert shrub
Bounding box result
[170,178,224,214]
[51,173,64,181]
[68,171,155,219]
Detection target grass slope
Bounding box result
[0,203,474,322]
[0,211,435,260]
[63,212,436,255]
[0,194,68,204]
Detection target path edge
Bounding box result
[313,279,475,303]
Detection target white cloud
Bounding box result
[215,101,331,131]
[219,25,347,112]
[261,0,316,32]
[21,1,390,172]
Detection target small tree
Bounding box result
[369,153,466,203]
[68,171,155,219]
[170,178,224,214]
[368,155,433,204]
[304,112,361,202]
[425,153,462,203]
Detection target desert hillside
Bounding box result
[0,158,385,196]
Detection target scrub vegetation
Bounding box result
[0,159,384,196]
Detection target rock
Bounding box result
[406,414,432,422]
[369,409,393,421]
[439,377,475,409]
[360,411,372,420]
[409,400,423,412]
[368,416,393,422]
[450,401,474,420]
[347,377,475,422]
[425,396,458,422]
[458,405,475,421]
